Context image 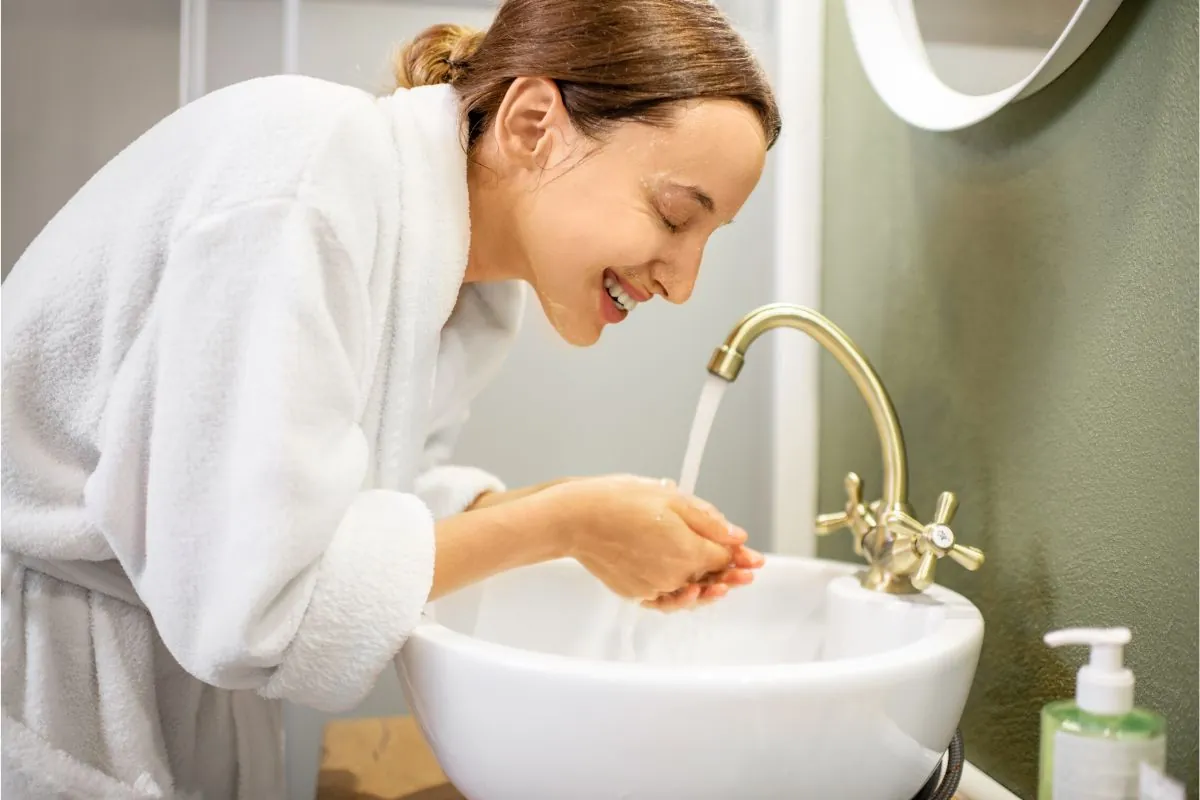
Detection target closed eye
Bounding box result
[658,212,682,234]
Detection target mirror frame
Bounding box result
[844,0,1124,131]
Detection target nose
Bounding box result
[652,240,705,305]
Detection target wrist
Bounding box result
[518,487,573,561]
[429,494,569,601]
[467,489,502,511]
[466,478,576,513]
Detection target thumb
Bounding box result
[672,493,747,548]
[698,538,734,574]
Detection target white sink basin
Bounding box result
[395,555,984,800]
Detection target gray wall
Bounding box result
[1,3,779,797]
[1,0,181,275]
[818,1,1198,796]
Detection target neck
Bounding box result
[464,153,526,284]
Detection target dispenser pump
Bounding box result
[1044,627,1134,716]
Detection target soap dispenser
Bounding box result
[1038,627,1167,799]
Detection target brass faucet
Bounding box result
[707,303,985,595]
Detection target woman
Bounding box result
[1,0,779,796]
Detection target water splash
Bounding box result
[613,601,639,662]
[678,374,730,495]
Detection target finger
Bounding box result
[700,539,735,574]
[728,525,751,545]
[642,583,693,606]
[696,583,729,604]
[642,583,700,612]
[673,495,746,547]
[674,580,729,607]
[645,598,687,613]
[674,583,702,605]
[700,568,755,586]
[731,546,765,569]
[624,474,672,489]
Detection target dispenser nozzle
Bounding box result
[1044,626,1134,715]
[1045,627,1131,668]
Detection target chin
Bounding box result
[552,318,603,347]
[562,327,602,347]
[534,293,602,347]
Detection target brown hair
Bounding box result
[391,0,780,151]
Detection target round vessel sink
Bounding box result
[395,556,983,800]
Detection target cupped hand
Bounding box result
[638,484,764,611]
[528,474,763,610]
[642,495,764,611]
[642,544,765,611]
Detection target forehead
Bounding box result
[598,100,766,213]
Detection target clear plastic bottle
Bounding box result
[1037,627,1167,800]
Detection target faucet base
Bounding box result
[861,566,920,595]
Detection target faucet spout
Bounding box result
[708,303,984,594]
[708,303,908,510]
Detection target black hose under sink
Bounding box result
[911,728,965,800]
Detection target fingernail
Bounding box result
[728,523,747,541]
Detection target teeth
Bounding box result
[604,276,638,313]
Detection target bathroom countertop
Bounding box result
[316,716,970,799]
[318,716,461,799]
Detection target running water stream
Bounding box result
[677,375,730,496]
[611,374,731,662]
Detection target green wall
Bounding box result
[818,1,1198,796]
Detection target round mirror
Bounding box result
[844,0,1124,131]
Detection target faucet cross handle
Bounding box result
[910,491,986,591]
[815,472,877,555]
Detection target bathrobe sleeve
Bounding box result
[412,411,506,519]
[86,198,434,712]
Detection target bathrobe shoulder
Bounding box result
[1,76,523,713]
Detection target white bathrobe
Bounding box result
[1,77,524,798]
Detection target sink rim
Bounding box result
[404,555,984,687]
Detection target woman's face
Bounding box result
[478,79,768,346]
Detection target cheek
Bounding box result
[526,192,663,281]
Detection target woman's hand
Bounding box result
[527,475,761,609]
[642,536,764,611]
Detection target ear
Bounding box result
[492,77,575,171]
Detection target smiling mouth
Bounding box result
[603,269,639,313]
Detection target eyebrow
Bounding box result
[661,181,736,226]
[674,182,716,213]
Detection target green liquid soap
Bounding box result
[1037,628,1168,800]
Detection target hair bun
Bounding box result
[393,23,486,89]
